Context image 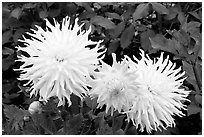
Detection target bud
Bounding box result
[28,101,42,114]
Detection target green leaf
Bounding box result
[108,40,120,55]
[65,114,84,134]
[133,3,149,21]
[2,30,12,45]
[182,21,201,34]
[151,2,169,14]
[150,34,177,54]
[84,96,98,109]
[187,103,201,116]
[105,12,122,20]
[140,29,155,51]
[10,8,22,19]
[182,61,196,81]
[109,21,125,38]
[120,24,134,49]
[3,104,29,131]
[164,6,178,20]
[32,113,57,134]
[91,16,116,29]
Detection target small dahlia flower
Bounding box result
[89,53,139,115]
[16,16,105,106]
[126,49,190,133]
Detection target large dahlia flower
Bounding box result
[16,16,105,106]
[126,49,190,133]
[89,53,139,115]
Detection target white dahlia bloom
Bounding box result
[89,53,139,115]
[16,16,105,106]
[126,49,190,133]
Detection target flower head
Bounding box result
[126,49,190,133]
[16,16,105,106]
[28,101,42,115]
[89,53,139,115]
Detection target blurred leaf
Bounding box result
[187,103,201,116]
[126,126,137,135]
[13,28,26,43]
[112,115,125,132]
[22,3,37,9]
[91,16,116,29]
[189,11,201,21]
[46,2,54,7]
[115,129,124,135]
[2,54,15,71]
[22,121,40,135]
[32,113,57,134]
[2,47,14,55]
[48,9,61,18]
[108,40,120,55]
[2,83,13,93]
[39,10,48,19]
[10,8,22,19]
[75,2,93,12]
[93,2,102,9]
[120,24,134,49]
[4,104,29,131]
[133,3,149,21]
[4,17,24,28]
[42,99,59,114]
[105,12,122,20]
[96,116,113,135]
[2,30,13,45]
[195,94,202,105]
[140,29,155,51]
[155,127,180,135]
[178,12,186,25]
[84,96,98,109]
[151,2,169,14]
[65,114,83,134]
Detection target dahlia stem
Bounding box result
[124,121,130,135]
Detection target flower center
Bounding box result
[55,56,65,63]
[147,85,157,95]
[106,78,124,98]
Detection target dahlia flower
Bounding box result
[126,49,190,133]
[89,53,139,115]
[16,16,105,106]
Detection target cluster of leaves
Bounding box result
[2,2,202,135]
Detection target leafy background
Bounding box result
[2,2,202,135]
